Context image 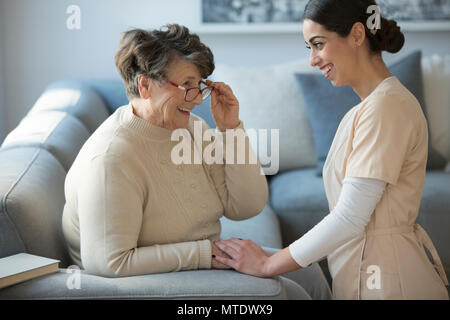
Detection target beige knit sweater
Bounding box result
[62,103,268,277]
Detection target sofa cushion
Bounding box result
[269,168,329,246]
[421,55,450,161]
[389,52,447,170]
[1,111,90,171]
[220,203,282,249]
[0,147,71,267]
[0,268,307,300]
[268,168,333,285]
[212,60,319,174]
[416,171,450,282]
[295,51,447,176]
[83,80,129,114]
[294,75,355,177]
[28,80,110,133]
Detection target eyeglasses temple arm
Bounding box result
[168,81,185,90]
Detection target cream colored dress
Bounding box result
[323,77,449,300]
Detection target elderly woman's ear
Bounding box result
[138,75,152,99]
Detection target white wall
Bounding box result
[0,0,449,142]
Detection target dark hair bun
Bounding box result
[378,18,405,53]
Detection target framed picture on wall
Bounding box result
[200,0,308,33]
[377,0,450,31]
[198,0,450,33]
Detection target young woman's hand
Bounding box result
[206,80,240,131]
[210,240,233,269]
[213,238,270,277]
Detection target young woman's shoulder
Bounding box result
[358,77,426,126]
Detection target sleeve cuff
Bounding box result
[288,242,311,268]
[215,120,244,133]
[198,239,212,269]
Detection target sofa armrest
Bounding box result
[0,269,300,300]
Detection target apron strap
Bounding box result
[413,224,449,286]
[366,224,449,286]
[366,225,413,236]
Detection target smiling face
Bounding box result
[144,58,204,130]
[302,19,359,87]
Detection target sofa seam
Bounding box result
[2,112,88,172]
[1,148,44,253]
[40,111,65,142]
[42,111,88,143]
[37,112,86,171]
[30,85,99,135]
[1,143,68,174]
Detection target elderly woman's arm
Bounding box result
[77,154,212,277]
[199,80,268,221]
[204,120,269,221]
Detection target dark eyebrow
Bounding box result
[305,36,326,45]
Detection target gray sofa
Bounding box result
[0,80,332,300]
[1,77,448,299]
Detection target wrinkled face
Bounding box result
[302,19,356,87]
[147,59,203,130]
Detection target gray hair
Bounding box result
[114,24,215,100]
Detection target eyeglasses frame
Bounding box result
[167,80,213,102]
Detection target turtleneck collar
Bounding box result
[120,102,174,141]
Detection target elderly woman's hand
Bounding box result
[206,80,240,131]
[211,241,233,269]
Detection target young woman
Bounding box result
[214,0,449,300]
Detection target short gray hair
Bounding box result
[114,24,215,100]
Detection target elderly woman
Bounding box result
[61,23,264,275]
[62,24,331,299]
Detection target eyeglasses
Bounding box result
[167,80,213,102]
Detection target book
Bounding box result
[0,253,60,289]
